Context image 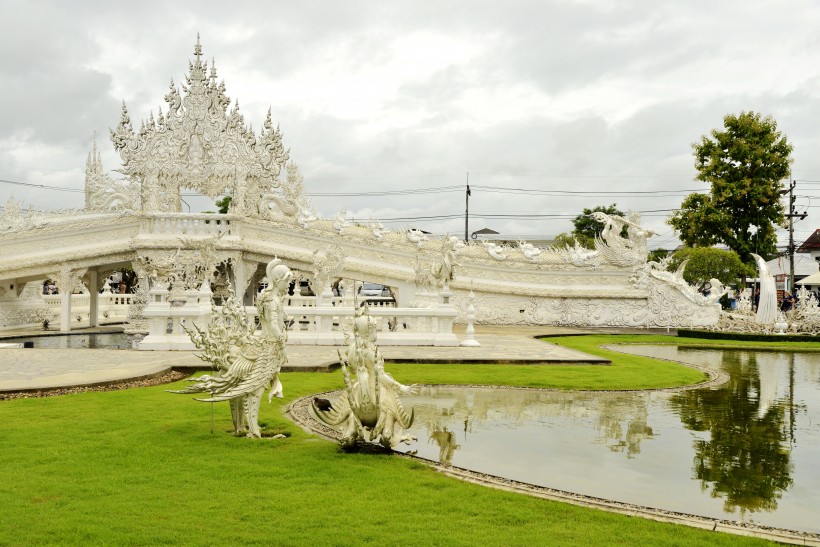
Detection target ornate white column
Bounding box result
[51,266,86,332]
[234,258,258,305]
[142,172,159,212]
[232,171,247,216]
[86,270,99,327]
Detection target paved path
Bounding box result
[0,325,607,392]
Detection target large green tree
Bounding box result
[667,247,751,289]
[567,204,625,249]
[668,112,793,263]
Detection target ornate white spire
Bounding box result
[109,37,289,214]
[194,33,202,62]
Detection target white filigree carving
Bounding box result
[369,217,387,240]
[0,198,29,232]
[704,278,728,304]
[310,245,345,297]
[258,161,316,228]
[172,259,291,438]
[482,240,507,261]
[110,36,289,214]
[591,211,654,267]
[406,229,429,248]
[517,240,542,261]
[84,135,139,212]
[429,236,458,288]
[332,210,352,234]
[125,275,149,335]
[311,306,416,449]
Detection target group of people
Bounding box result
[746,287,820,313]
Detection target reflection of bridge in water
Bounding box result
[1,38,720,337]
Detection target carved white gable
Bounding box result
[110,36,289,213]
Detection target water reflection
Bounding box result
[1,333,130,349]
[411,386,658,463]
[427,423,460,466]
[386,347,820,532]
[668,351,793,514]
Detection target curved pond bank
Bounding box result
[291,345,820,543]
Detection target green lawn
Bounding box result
[0,336,776,546]
[555,332,820,351]
[384,333,729,391]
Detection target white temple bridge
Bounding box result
[0,38,721,342]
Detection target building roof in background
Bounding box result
[797,229,820,252]
[766,253,819,277]
[796,271,820,286]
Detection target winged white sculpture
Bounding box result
[312,306,417,449]
[171,258,293,437]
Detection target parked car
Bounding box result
[359,283,391,297]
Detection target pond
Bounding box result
[0,332,132,349]
[390,346,820,534]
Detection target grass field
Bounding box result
[386,336,708,391]
[550,332,820,352]
[0,335,776,546]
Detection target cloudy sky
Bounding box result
[2,0,820,251]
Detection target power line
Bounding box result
[471,185,703,196]
[468,171,694,179]
[0,176,712,199]
[355,209,677,223]
[0,178,85,193]
[305,172,462,181]
[310,186,463,197]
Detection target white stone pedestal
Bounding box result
[139,286,213,350]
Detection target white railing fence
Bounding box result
[40,292,132,327]
[33,286,458,349]
[136,287,458,350]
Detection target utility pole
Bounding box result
[786,180,807,292]
[464,173,471,242]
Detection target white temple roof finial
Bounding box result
[194,33,202,62]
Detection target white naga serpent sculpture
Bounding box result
[312,306,417,450]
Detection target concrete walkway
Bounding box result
[0,325,605,393]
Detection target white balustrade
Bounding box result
[144,213,234,237]
[236,301,457,346]
[37,284,456,349]
[40,292,132,327]
[135,296,457,349]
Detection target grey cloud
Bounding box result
[5,0,820,246]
